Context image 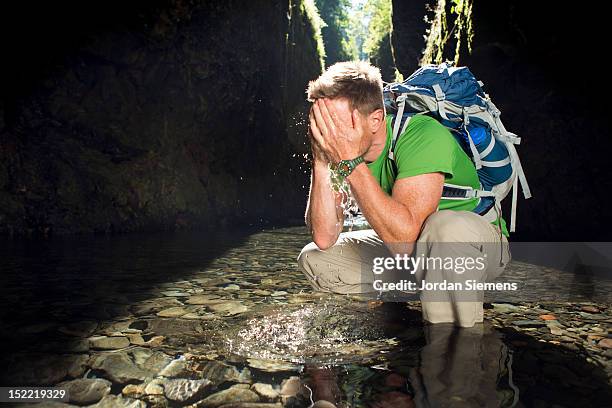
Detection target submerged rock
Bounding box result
[251,383,279,401]
[90,353,152,384]
[88,394,146,408]
[157,307,188,318]
[208,301,248,316]
[194,384,259,407]
[58,378,111,405]
[162,378,212,402]
[89,335,130,350]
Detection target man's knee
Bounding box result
[297,241,322,271]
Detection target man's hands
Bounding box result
[308,98,366,164]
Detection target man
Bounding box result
[297,61,510,327]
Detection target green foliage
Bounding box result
[421,0,474,65]
[315,0,355,65]
[302,0,327,70]
[362,0,392,58]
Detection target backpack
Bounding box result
[383,62,531,232]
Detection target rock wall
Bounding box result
[391,0,612,240]
[0,0,321,235]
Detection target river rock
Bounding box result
[90,352,153,384]
[89,335,130,350]
[581,305,601,313]
[11,354,88,385]
[89,394,146,408]
[200,361,251,385]
[163,378,212,402]
[187,295,222,305]
[157,307,188,317]
[159,357,189,377]
[598,338,612,348]
[195,384,259,407]
[58,378,111,404]
[251,383,279,400]
[208,301,248,316]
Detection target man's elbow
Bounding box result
[312,232,338,250]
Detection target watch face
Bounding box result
[341,163,350,173]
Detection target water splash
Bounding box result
[329,164,360,231]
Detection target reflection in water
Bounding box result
[301,322,517,408]
[0,227,610,407]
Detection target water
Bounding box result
[0,227,610,407]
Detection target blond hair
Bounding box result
[306,61,384,115]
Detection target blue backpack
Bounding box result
[383,62,531,232]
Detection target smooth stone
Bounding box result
[513,320,546,328]
[200,361,251,385]
[252,290,271,296]
[163,378,212,402]
[58,378,111,405]
[159,358,189,377]
[550,326,564,336]
[251,383,279,400]
[144,379,165,395]
[196,385,259,408]
[89,335,130,350]
[598,338,612,348]
[157,307,187,317]
[270,291,288,297]
[11,354,88,385]
[581,305,601,313]
[223,284,241,291]
[90,352,153,384]
[88,394,146,408]
[208,301,248,316]
[186,295,222,305]
[122,384,145,399]
[126,333,146,345]
[279,376,306,398]
[491,303,522,313]
[539,314,557,321]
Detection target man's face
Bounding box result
[324,97,372,139]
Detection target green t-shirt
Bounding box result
[367,114,508,236]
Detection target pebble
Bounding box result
[90,352,154,384]
[58,378,111,405]
[195,384,260,407]
[157,307,188,317]
[251,383,279,400]
[598,338,612,348]
[208,301,248,316]
[581,305,601,313]
[88,394,146,408]
[159,357,189,377]
[539,314,557,321]
[162,378,212,402]
[89,335,130,350]
[513,319,546,328]
[186,294,222,305]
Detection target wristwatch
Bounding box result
[336,156,365,178]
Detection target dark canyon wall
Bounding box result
[391,0,612,240]
[0,0,321,235]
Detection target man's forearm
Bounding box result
[346,163,421,243]
[305,160,343,249]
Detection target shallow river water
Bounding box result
[0,227,610,407]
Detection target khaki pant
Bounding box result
[297,210,510,327]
